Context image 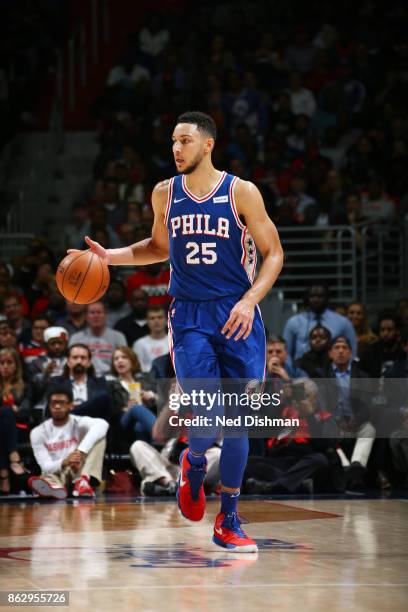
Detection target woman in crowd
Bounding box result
[108,347,157,444]
[346,302,377,355]
[0,348,29,494]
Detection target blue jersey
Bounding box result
[165,172,256,300]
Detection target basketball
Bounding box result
[55,250,110,304]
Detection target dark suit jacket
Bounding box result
[359,340,405,378]
[318,361,373,425]
[50,374,109,401]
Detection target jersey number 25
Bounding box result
[186,242,217,264]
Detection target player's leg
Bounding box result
[212,300,266,551]
[168,300,222,520]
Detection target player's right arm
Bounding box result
[70,181,170,266]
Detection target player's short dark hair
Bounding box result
[176,111,217,140]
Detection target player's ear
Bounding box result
[204,138,215,154]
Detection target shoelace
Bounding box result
[222,512,247,538]
[186,465,206,501]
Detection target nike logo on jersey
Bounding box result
[174,197,187,203]
[213,195,229,203]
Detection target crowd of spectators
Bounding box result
[1,1,408,499]
[0,267,407,498]
[79,0,408,255]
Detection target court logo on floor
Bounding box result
[0,539,311,567]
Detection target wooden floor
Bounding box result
[0,496,407,611]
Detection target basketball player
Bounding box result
[73,112,283,552]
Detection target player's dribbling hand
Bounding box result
[222,298,255,341]
[67,236,109,263]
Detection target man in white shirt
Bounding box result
[70,301,127,376]
[289,72,316,117]
[29,386,109,499]
[132,306,169,372]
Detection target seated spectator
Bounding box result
[106,62,151,90]
[146,353,175,410]
[70,302,127,376]
[105,280,131,327]
[360,174,396,222]
[30,278,67,324]
[132,305,169,373]
[346,302,378,356]
[286,114,310,157]
[25,261,54,310]
[289,72,317,117]
[390,405,408,490]
[0,262,28,316]
[62,301,87,337]
[114,288,149,346]
[50,343,112,422]
[126,263,170,306]
[283,283,357,361]
[29,386,108,499]
[265,336,307,391]
[27,327,69,401]
[107,347,157,444]
[3,294,31,340]
[383,331,408,427]
[64,202,90,250]
[0,348,30,494]
[359,311,405,378]
[18,315,50,366]
[396,297,408,335]
[320,336,375,490]
[282,173,318,222]
[294,325,332,378]
[0,322,18,350]
[130,380,220,496]
[244,379,339,494]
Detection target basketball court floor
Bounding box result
[0,495,407,611]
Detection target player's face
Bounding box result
[172,123,210,174]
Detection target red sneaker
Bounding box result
[213,512,258,552]
[72,475,95,498]
[177,449,207,521]
[29,476,67,500]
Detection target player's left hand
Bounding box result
[222,298,255,341]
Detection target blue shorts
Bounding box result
[168,295,266,381]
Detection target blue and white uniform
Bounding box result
[165,171,266,383]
